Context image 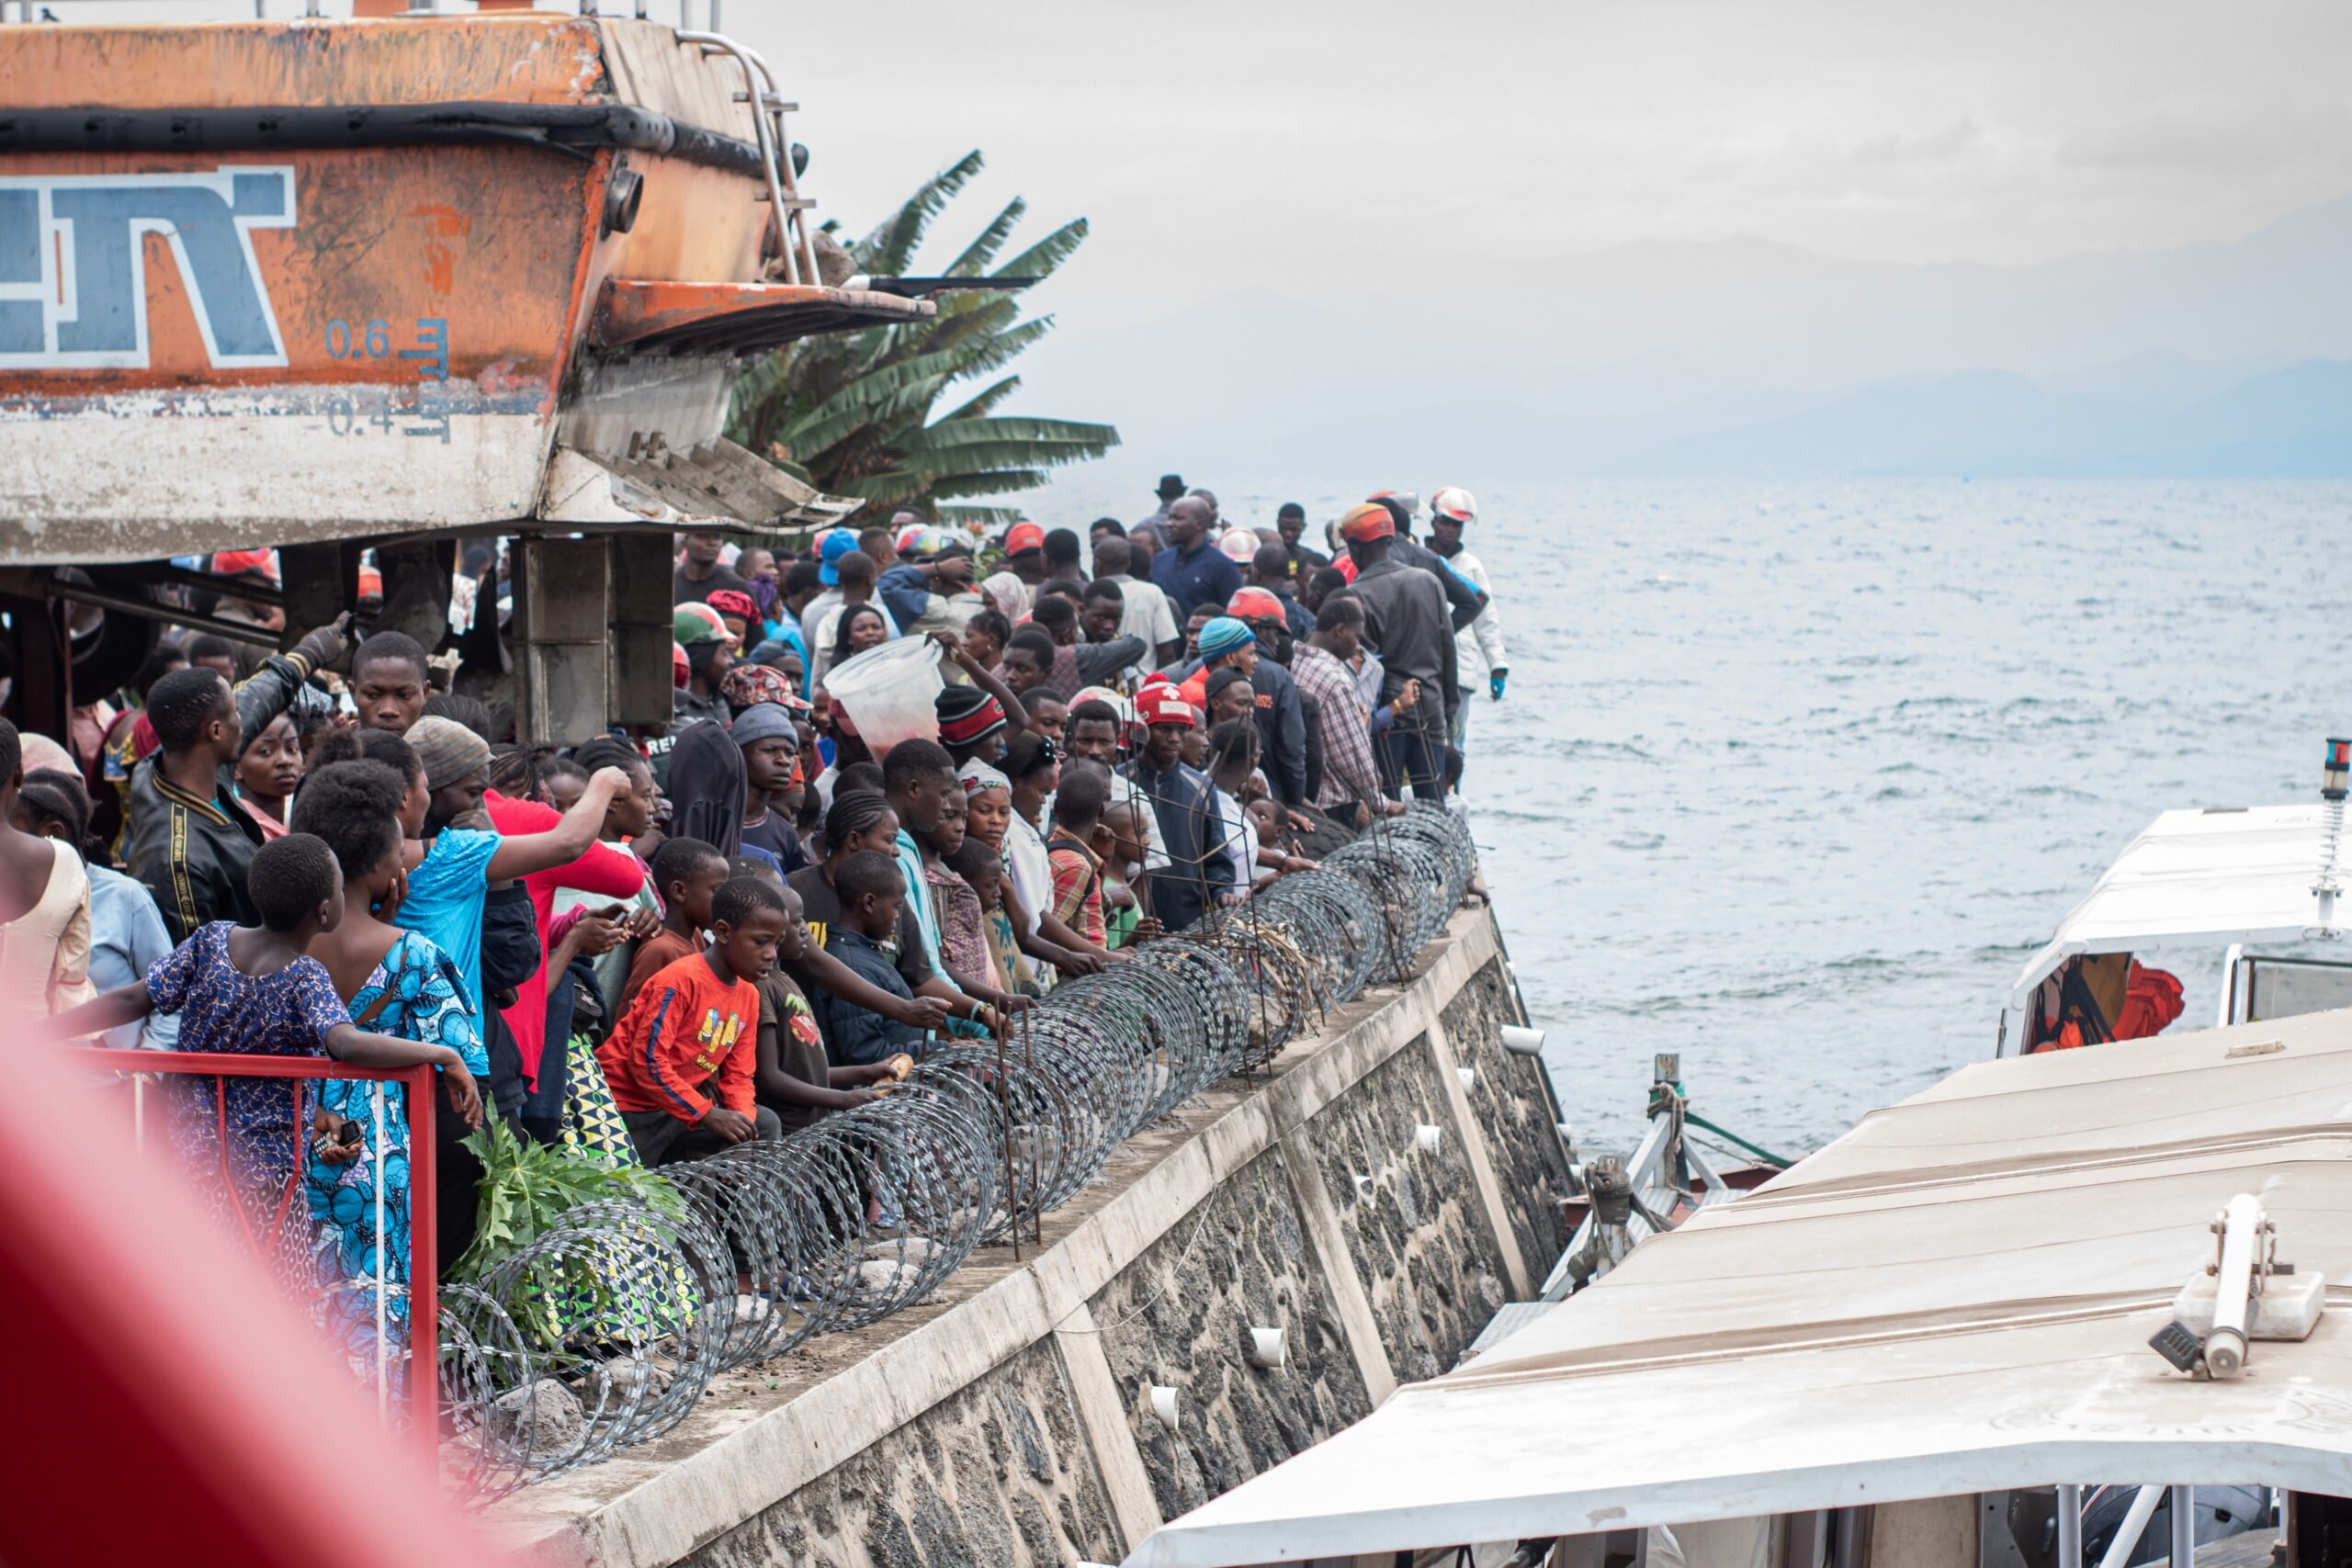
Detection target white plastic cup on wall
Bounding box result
[1147,1383,1181,1431]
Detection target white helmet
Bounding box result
[1431,487,1477,525]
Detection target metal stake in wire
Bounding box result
[994,1006,1020,1263]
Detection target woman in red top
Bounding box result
[482,747,656,1090]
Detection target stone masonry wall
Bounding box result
[1443,954,1577,1278]
[682,1339,1120,1568]
[1306,1035,1510,1382]
[506,909,1569,1568]
[1088,1145,1377,1522]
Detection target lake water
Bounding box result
[1054,477,2352,1158]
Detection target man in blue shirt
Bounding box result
[1149,495,1243,623]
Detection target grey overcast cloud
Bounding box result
[742,0,2352,317]
[73,0,2352,482]
[723,0,2352,487]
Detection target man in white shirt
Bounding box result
[1088,535,1181,665]
[1427,487,1508,761]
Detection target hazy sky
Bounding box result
[747,0,2352,326]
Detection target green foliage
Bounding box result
[450,1118,688,1285]
[728,150,1119,526]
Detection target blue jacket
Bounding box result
[815,929,928,1066]
[1150,541,1244,624]
[1123,758,1234,932]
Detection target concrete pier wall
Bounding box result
[503,905,1566,1568]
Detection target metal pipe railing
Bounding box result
[73,1047,439,1449]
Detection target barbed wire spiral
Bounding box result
[433,804,1476,1491]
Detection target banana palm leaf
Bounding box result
[944,197,1027,277]
[937,373,1023,423]
[729,149,1118,521]
[993,217,1090,283]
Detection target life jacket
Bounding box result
[2113,963,2185,1040]
[2032,959,2184,1050]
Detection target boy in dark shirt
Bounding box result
[742,870,904,1131]
[810,850,931,1066]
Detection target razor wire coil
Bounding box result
[435,806,1476,1489]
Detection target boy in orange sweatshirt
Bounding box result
[598,874,788,1166]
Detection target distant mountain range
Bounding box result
[1013,193,2352,479]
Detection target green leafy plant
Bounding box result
[450,1119,689,1285]
[727,149,1119,526]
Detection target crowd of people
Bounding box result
[13,476,1507,1344]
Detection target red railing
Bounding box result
[75,1048,439,1447]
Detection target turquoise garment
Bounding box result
[396,827,500,1017]
[306,929,481,1358]
[894,828,944,975]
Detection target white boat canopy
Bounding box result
[2008,803,2346,1019]
[1126,1008,2352,1568]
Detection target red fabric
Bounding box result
[483,791,650,1086]
[1335,556,1358,583]
[597,952,759,1122]
[0,1043,499,1568]
[1179,667,1210,710]
[1135,683,1196,728]
[1226,587,1286,624]
[2114,963,2185,1041]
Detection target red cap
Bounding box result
[1335,502,1394,543]
[1003,522,1046,555]
[1136,683,1198,728]
[1226,587,1286,625]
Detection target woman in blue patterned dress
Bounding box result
[40,832,481,1308]
[293,763,488,1355]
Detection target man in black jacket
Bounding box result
[1370,494,1488,633]
[1337,502,1455,802]
[123,666,268,942]
[120,616,350,942]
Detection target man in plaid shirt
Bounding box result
[1290,594,1408,828]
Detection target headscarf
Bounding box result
[406,716,492,792]
[705,588,758,625]
[665,717,745,857]
[979,570,1032,625]
[1196,616,1256,660]
[957,758,1012,797]
[747,573,782,625]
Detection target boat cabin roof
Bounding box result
[1127,1005,2352,1566]
[2009,803,2346,1009]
